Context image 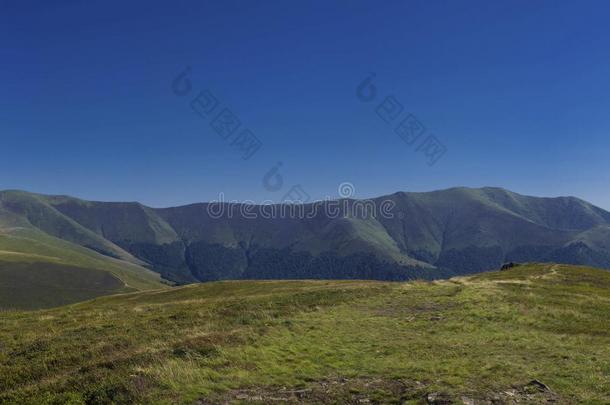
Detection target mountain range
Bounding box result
[2,186,610,308]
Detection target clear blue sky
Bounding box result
[2,0,610,208]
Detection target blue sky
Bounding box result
[2,0,610,208]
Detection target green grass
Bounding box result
[0,228,168,309]
[1,264,609,404]
[0,190,168,306]
[0,228,165,290]
[0,260,127,310]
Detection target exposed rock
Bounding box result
[198,378,560,404]
[524,379,553,393]
[427,392,453,404]
[500,262,521,271]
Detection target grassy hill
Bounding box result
[3,187,610,311]
[0,191,169,309]
[1,263,609,404]
[5,187,610,287]
[0,259,124,310]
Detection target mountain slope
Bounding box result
[1,264,609,403]
[372,187,610,272]
[0,192,169,309]
[3,187,610,289]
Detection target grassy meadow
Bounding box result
[0,228,168,310]
[1,264,609,404]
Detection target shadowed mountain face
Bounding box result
[2,187,610,285]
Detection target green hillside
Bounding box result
[1,263,609,403]
[0,191,143,263]
[3,187,610,302]
[0,191,169,309]
[0,259,124,310]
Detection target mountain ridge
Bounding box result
[4,185,598,209]
[2,186,610,292]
